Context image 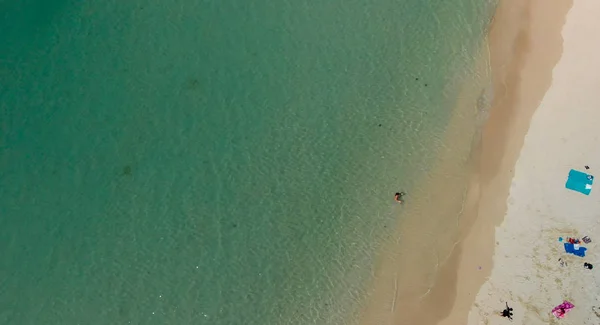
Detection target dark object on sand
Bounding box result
[501,302,514,320]
[585,165,590,169]
[584,262,594,269]
[583,236,592,244]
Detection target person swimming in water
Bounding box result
[394,192,405,203]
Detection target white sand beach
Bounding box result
[464,0,600,324]
[356,0,600,324]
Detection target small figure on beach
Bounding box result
[500,302,513,320]
[584,262,594,269]
[394,192,405,203]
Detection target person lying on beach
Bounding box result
[394,192,405,203]
[500,302,513,320]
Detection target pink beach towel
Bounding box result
[552,301,575,318]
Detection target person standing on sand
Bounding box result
[500,302,513,320]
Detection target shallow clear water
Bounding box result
[0,0,493,324]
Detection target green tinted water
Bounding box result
[0,0,493,324]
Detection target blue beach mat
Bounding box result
[565,169,594,195]
[564,243,587,257]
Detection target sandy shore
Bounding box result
[356,0,588,323]
[419,0,600,324]
[432,0,575,323]
[394,0,576,323]
[461,0,600,323]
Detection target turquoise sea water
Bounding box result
[0,0,494,324]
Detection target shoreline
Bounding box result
[356,41,494,325]
[356,0,573,323]
[464,0,600,323]
[356,14,494,325]
[436,0,574,324]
